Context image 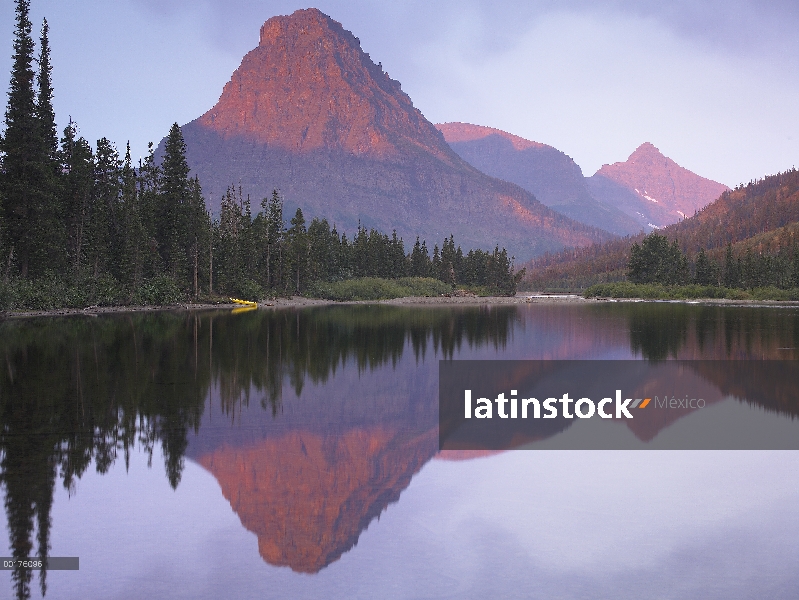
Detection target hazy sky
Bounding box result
[2,0,798,187]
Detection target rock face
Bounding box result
[586,143,729,229]
[172,8,611,261]
[437,123,643,236]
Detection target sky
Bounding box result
[1,0,798,187]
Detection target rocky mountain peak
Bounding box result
[197,8,448,160]
[593,142,729,218]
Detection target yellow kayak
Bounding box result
[230,298,257,307]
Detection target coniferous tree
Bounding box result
[287,208,308,293]
[307,217,333,282]
[723,244,738,288]
[216,186,247,294]
[258,190,284,290]
[89,137,121,279]
[186,177,210,298]
[693,248,717,285]
[59,121,93,276]
[157,124,190,279]
[35,19,57,163]
[137,142,162,278]
[410,237,430,277]
[32,17,64,275]
[1,0,43,277]
[118,142,146,291]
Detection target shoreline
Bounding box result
[3,293,799,320]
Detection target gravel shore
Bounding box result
[3,293,799,320]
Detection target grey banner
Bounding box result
[439,360,799,450]
[0,557,79,570]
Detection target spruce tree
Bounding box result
[260,189,284,290]
[59,121,93,275]
[287,208,308,293]
[89,137,121,279]
[158,123,190,280]
[35,19,57,162]
[118,142,145,291]
[1,0,40,277]
[34,17,65,274]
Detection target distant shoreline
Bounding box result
[3,293,799,320]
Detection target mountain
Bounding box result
[437,123,643,236]
[586,142,729,229]
[197,427,438,573]
[166,8,611,262]
[526,168,799,290]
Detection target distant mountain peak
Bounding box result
[593,142,729,219]
[436,122,548,152]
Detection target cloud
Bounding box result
[127,0,799,63]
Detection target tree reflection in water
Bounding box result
[1,303,798,598]
[0,305,515,599]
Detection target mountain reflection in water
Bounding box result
[1,303,798,598]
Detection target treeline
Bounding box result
[524,168,799,291]
[216,187,522,297]
[628,232,799,289]
[0,2,521,309]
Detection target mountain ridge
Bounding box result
[587,142,730,228]
[162,8,612,262]
[437,122,644,236]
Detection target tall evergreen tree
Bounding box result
[259,189,284,290]
[59,121,93,275]
[89,137,121,278]
[136,142,162,278]
[1,0,42,277]
[35,19,57,162]
[287,208,308,293]
[118,142,145,291]
[157,123,190,279]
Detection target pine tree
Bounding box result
[35,19,57,162]
[158,123,191,280]
[59,121,93,275]
[287,208,308,293]
[723,244,739,288]
[33,17,65,274]
[186,176,209,298]
[89,137,121,279]
[118,142,145,291]
[1,0,43,277]
[137,142,162,278]
[693,248,716,285]
[258,189,284,290]
[217,185,245,293]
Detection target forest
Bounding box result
[0,1,522,311]
[526,169,799,294]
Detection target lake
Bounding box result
[1,302,798,599]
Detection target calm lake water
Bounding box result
[1,302,799,599]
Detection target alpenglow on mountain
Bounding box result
[437,123,643,236]
[165,8,610,261]
[586,142,730,229]
[437,124,729,234]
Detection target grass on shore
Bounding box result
[308,277,453,301]
[584,282,799,301]
[0,274,187,311]
[0,273,507,312]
